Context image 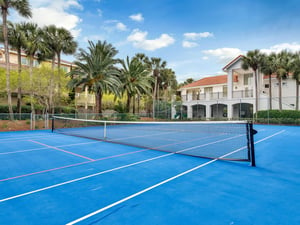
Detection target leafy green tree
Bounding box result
[119,56,152,113]
[67,40,120,114]
[0,0,31,119]
[242,49,264,114]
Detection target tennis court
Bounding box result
[0,120,299,225]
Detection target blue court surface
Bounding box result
[0,124,299,225]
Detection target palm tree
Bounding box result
[119,56,152,113]
[260,53,277,110]
[276,51,293,110]
[5,22,27,114]
[67,40,120,114]
[0,0,31,119]
[42,25,77,113]
[242,49,264,115]
[145,57,166,118]
[159,68,177,101]
[22,22,45,113]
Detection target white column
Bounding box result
[187,105,193,119]
[205,104,211,119]
[227,103,232,119]
[228,69,233,100]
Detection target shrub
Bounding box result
[256,110,300,125]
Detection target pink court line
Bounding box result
[0,148,148,182]
[29,140,95,161]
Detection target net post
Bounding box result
[249,122,256,167]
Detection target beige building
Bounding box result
[0,48,95,110]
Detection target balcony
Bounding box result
[182,89,254,102]
[232,89,253,98]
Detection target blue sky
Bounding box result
[11,0,300,82]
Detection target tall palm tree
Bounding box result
[242,49,264,115]
[5,22,27,114]
[292,52,300,110]
[42,25,77,113]
[119,56,152,113]
[0,0,31,119]
[144,57,166,118]
[159,68,177,101]
[22,22,45,113]
[260,53,277,110]
[67,40,120,114]
[276,51,293,110]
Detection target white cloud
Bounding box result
[83,35,106,42]
[202,56,209,60]
[11,0,82,38]
[129,13,144,22]
[184,32,214,40]
[182,41,198,48]
[127,29,175,51]
[102,20,127,32]
[97,9,103,17]
[202,48,244,63]
[261,42,300,54]
[116,22,127,31]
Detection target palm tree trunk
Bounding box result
[137,95,140,114]
[29,58,35,114]
[2,9,14,120]
[268,74,272,110]
[152,76,158,118]
[126,92,131,113]
[132,95,136,114]
[95,91,100,114]
[17,49,22,116]
[296,81,299,110]
[98,90,103,114]
[278,77,282,110]
[57,53,62,110]
[254,70,259,115]
[49,55,55,114]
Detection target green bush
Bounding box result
[54,106,77,114]
[256,110,300,125]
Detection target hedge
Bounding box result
[0,105,76,114]
[256,110,300,125]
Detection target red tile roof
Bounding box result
[181,74,238,89]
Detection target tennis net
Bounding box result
[52,116,256,166]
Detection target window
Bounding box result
[33,60,39,67]
[244,73,252,85]
[265,84,269,88]
[21,57,28,65]
[61,66,68,72]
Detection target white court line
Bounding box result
[0,141,99,155]
[0,135,241,203]
[66,129,286,224]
